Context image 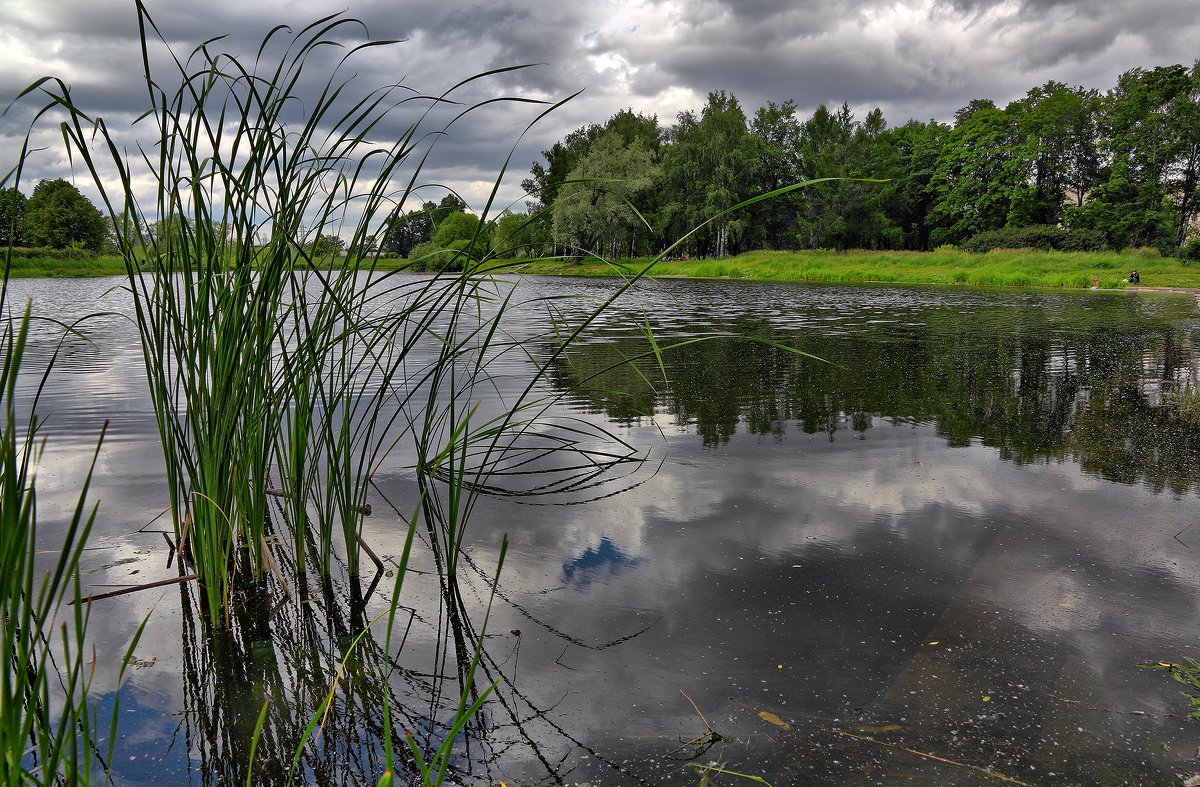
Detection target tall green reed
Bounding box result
[18,2,562,624]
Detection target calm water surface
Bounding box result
[9,275,1200,785]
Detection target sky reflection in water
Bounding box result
[8,275,1200,785]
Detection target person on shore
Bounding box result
[1129,270,1140,284]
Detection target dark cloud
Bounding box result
[3,0,1199,211]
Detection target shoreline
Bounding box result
[8,248,1200,294]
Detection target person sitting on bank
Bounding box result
[1129,269,1140,284]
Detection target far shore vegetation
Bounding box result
[6,60,1200,292]
[10,244,1200,291]
[502,246,1200,290]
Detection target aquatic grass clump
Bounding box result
[15,2,560,624]
[0,308,90,784]
[20,0,658,642]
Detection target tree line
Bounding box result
[0,178,352,259]
[11,60,1200,264]
[478,61,1198,260]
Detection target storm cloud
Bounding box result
[2,0,1197,214]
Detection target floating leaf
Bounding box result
[927,641,939,646]
[759,711,791,730]
[982,696,991,702]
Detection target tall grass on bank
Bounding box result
[512,247,1200,290]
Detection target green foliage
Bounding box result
[429,193,467,227]
[795,104,898,251]
[0,293,138,782]
[927,104,1025,246]
[961,224,1106,253]
[552,130,659,256]
[491,209,550,258]
[520,60,1200,258]
[311,232,345,257]
[406,240,442,270]
[748,100,804,249]
[431,210,488,249]
[1006,81,1102,227]
[0,188,27,247]
[522,108,660,212]
[656,91,757,257]
[1180,237,1200,262]
[23,178,106,251]
[380,202,435,257]
[1066,64,1200,252]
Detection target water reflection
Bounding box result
[562,537,646,589]
[547,284,1200,494]
[11,277,1200,784]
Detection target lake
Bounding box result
[9,274,1200,785]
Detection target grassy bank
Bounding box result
[508,247,1200,289]
[4,253,129,277]
[13,246,1200,290]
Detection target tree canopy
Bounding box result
[522,59,1200,257]
[0,188,27,247]
[22,179,107,251]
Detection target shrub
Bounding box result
[1179,238,1200,263]
[1056,228,1107,252]
[961,224,1106,254]
[3,245,95,260]
[406,241,470,272]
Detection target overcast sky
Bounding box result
[2,0,1198,220]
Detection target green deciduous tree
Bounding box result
[879,119,951,250]
[795,104,898,250]
[430,193,467,228]
[1006,81,1102,227]
[749,100,804,249]
[524,108,659,213]
[23,179,106,251]
[0,188,27,247]
[1066,64,1197,251]
[658,91,757,257]
[492,210,550,258]
[553,130,659,258]
[927,103,1025,246]
[432,210,490,250]
[381,201,435,256]
[311,233,345,257]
